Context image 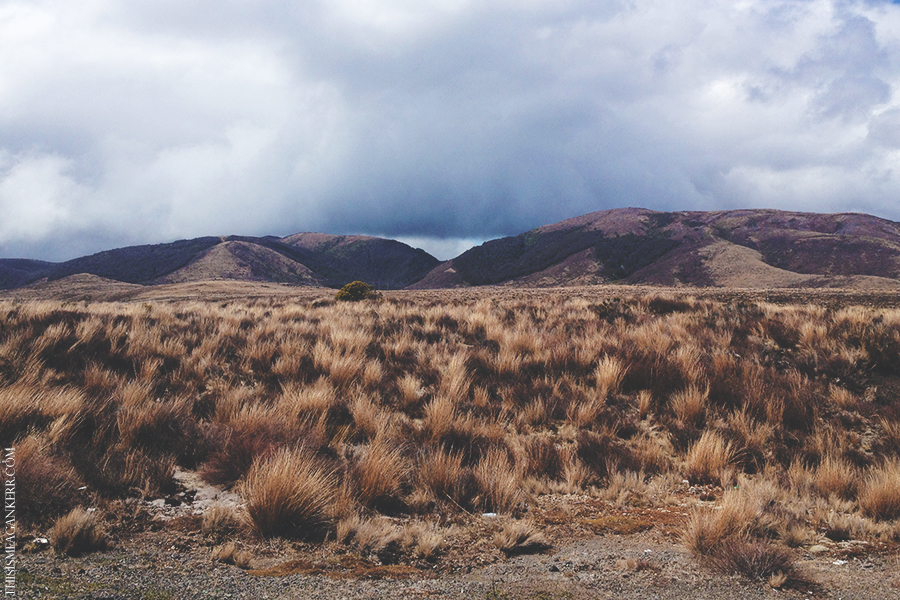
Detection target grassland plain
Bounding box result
[3,286,900,598]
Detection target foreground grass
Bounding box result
[2,290,900,581]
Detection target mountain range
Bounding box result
[4,208,900,292]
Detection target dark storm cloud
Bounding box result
[2,1,900,261]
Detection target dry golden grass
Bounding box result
[705,536,798,585]
[202,503,241,538]
[12,435,81,525]
[402,521,445,560]
[670,385,708,428]
[475,448,524,514]
[351,436,411,511]
[813,454,858,500]
[242,448,338,538]
[859,460,900,521]
[684,431,737,485]
[493,519,550,555]
[211,541,252,569]
[52,508,107,557]
[1,290,898,565]
[683,490,755,556]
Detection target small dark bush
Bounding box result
[335,281,377,302]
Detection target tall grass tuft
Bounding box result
[242,448,338,538]
[685,430,737,485]
[53,508,108,557]
[859,460,900,521]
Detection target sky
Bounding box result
[3,0,900,261]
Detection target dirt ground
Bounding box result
[15,471,900,599]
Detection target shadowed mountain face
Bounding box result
[3,208,900,292]
[409,208,900,289]
[0,234,440,291]
[279,233,440,289]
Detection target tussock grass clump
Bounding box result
[202,503,241,538]
[402,521,445,560]
[346,517,401,558]
[211,541,252,569]
[351,438,411,512]
[706,536,798,585]
[475,448,524,514]
[493,519,551,556]
[416,449,467,506]
[813,454,858,500]
[12,436,81,525]
[670,385,708,429]
[684,492,801,586]
[683,497,754,556]
[242,448,338,538]
[53,508,108,557]
[684,430,737,485]
[859,460,900,521]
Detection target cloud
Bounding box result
[2,0,900,261]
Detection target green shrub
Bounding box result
[335,281,376,302]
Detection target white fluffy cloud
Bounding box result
[2,0,900,260]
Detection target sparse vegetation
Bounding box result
[52,508,108,557]
[211,541,252,569]
[493,519,551,556]
[2,289,900,590]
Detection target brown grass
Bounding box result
[670,385,708,429]
[241,448,338,538]
[683,501,752,556]
[52,508,108,557]
[0,291,898,569]
[859,460,900,521]
[12,436,81,525]
[202,503,241,538]
[211,541,252,569]
[684,430,737,485]
[475,448,524,514]
[813,454,858,500]
[493,519,551,556]
[706,536,798,584]
[351,436,411,512]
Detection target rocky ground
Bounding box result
[15,470,900,600]
[16,522,900,600]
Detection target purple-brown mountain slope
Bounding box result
[0,234,439,291]
[3,208,900,292]
[409,208,900,289]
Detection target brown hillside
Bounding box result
[0,234,438,291]
[410,208,900,289]
[158,241,323,286]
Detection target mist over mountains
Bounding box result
[4,208,900,292]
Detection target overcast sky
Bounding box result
[3,0,900,261]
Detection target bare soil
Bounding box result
[16,472,900,599]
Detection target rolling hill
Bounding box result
[0,234,439,291]
[3,208,900,293]
[409,208,900,289]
